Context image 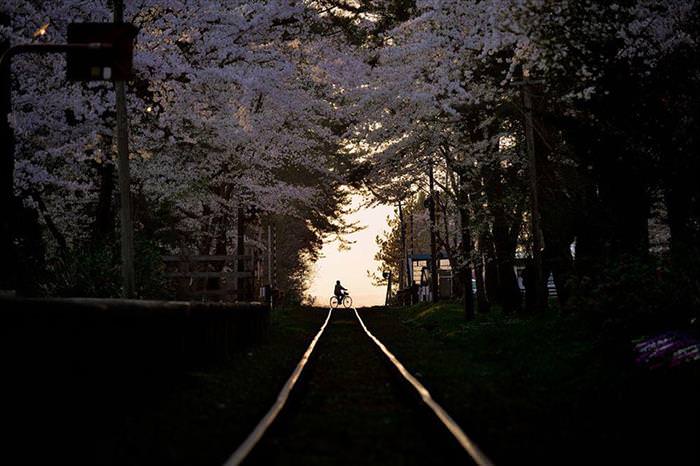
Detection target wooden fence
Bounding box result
[0,296,271,465]
[163,254,254,301]
[0,297,270,375]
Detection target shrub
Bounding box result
[569,255,671,335]
[42,239,173,299]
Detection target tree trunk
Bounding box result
[544,242,574,310]
[1,19,16,291]
[598,165,650,257]
[237,205,251,301]
[474,254,489,313]
[428,163,439,303]
[92,158,116,245]
[665,174,699,263]
[474,231,490,313]
[492,210,522,314]
[31,191,67,253]
[457,176,474,320]
[398,201,407,290]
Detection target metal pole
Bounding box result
[114,0,135,298]
[521,80,546,311]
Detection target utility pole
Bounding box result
[428,162,439,303]
[516,75,546,311]
[113,0,135,298]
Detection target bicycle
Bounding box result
[329,292,353,309]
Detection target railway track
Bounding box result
[224,308,494,466]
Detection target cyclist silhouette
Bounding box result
[334,280,347,301]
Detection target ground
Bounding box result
[366,302,698,465]
[3,304,697,465]
[244,309,467,466]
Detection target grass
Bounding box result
[363,302,699,465]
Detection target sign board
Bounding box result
[66,23,137,81]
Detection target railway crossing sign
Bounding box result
[66,23,137,81]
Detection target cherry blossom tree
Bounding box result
[353,0,699,317]
[2,0,359,299]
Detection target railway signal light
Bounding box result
[66,23,137,81]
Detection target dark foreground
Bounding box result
[0,305,320,465]
[1,304,697,465]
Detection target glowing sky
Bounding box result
[308,196,395,308]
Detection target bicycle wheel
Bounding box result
[342,295,353,308]
[329,296,339,308]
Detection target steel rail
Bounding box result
[223,308,334,466]
[352,307,495,466]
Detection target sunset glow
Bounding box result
[308,196,394,307]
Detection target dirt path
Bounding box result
[244,309,469,466]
